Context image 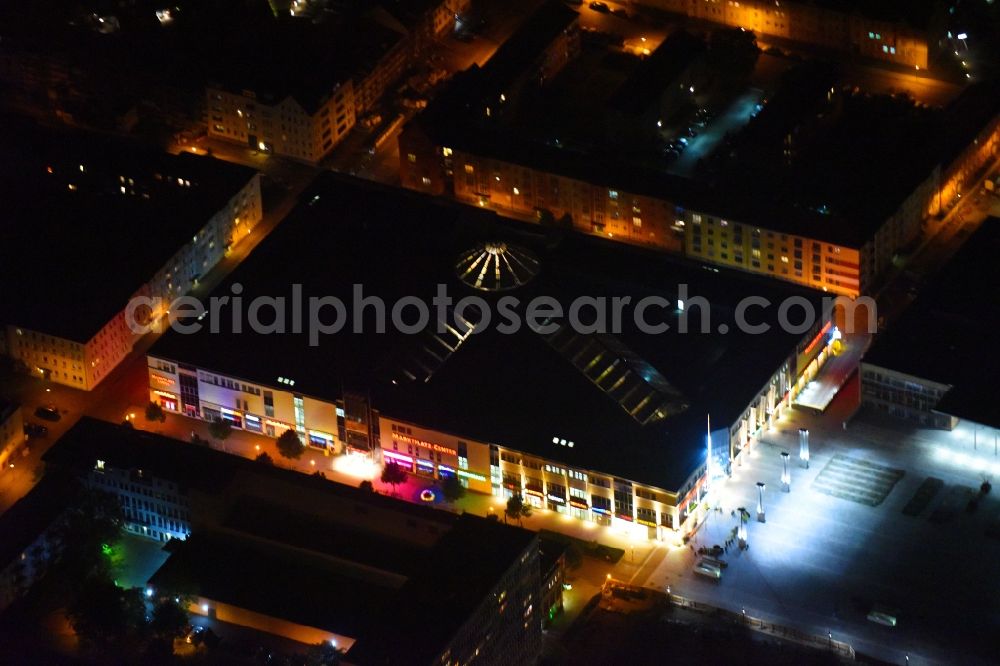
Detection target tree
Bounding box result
[359,480,375,493]
[144,402,166,423]
[255,451,274,465]
[305,640,344,666]
[208,418,231,444]
[276,429,305,460]
[67,576,146,648]
[149,598,189,640]
[440,474,466,503]
[380,462,408,495]
[564,543,583,571]
[505,494,532,526]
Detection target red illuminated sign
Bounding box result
[803,322,832,355]
[391,432,457,456]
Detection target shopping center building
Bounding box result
[147,174,839,540]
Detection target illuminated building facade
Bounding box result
[0,401,23,476]
[0,123,262,390]
[643,0,942,69]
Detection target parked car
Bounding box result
[693,558,722,580]
[589,1,610,12]
[35,405,60,422]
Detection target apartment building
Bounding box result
[0,401,23,475]
[643,0,945,68]
[0,122,262,390]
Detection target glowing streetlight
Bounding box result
[780,452,790,492]
[756,482,766,522]
[737,507,748,548]
[798,428,810,468]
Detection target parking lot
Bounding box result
[639,403,1000,665]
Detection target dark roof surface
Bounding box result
[207,14,404,113]
[148,532,397,637]
[0,119,257,341]
[0,469,77,569]
[477,0,579,94]
[150,174,825,491]
[346,514,537,665]
[609,30,705,115]
[864,218,1000,429]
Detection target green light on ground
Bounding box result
[102,543,113,557]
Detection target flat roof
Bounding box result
[148,532,398,638]
[0,119,257,342]
[0,469,77,570]
[222,496,427,578]
[863,218,1000,429]
[346,514,537,665]
[477,0,579,94]
[207,14,405,113]
[150,174,826,490]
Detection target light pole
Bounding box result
[737,507,748,548]
[798,428,810,468]
[780,452,790,492]
[756,482,766,522]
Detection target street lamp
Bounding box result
[798,428,810,468]
[737,507,748,548]
[780,452,790,492]
[756,482,766,522]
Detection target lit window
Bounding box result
[421,177,432,186]
[513,187,520,195]
[407,153,416,163]
[464,164,474,174]
[632,217,642,227]
[609,190,619,200]
[442,147,453,157]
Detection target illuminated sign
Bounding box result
[547,494,565,504]
[616,514,634,522]
[309,430,334,441]
[569,498,589,510]
[219,407,239,416]
[439,465,456,473]
[637,519,657,528]
[383,451,413,465]
[152,374,174,387]
[524,489,544,498]
[153,390,176,398]
[391,432,457,456]
[265,419,291,429]
[591,506,610,515]
[417,459,435,469]
[457,469,487,482]
[803,322,833,355]
[245,414,260,422]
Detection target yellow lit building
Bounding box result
[643,0,940,69]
